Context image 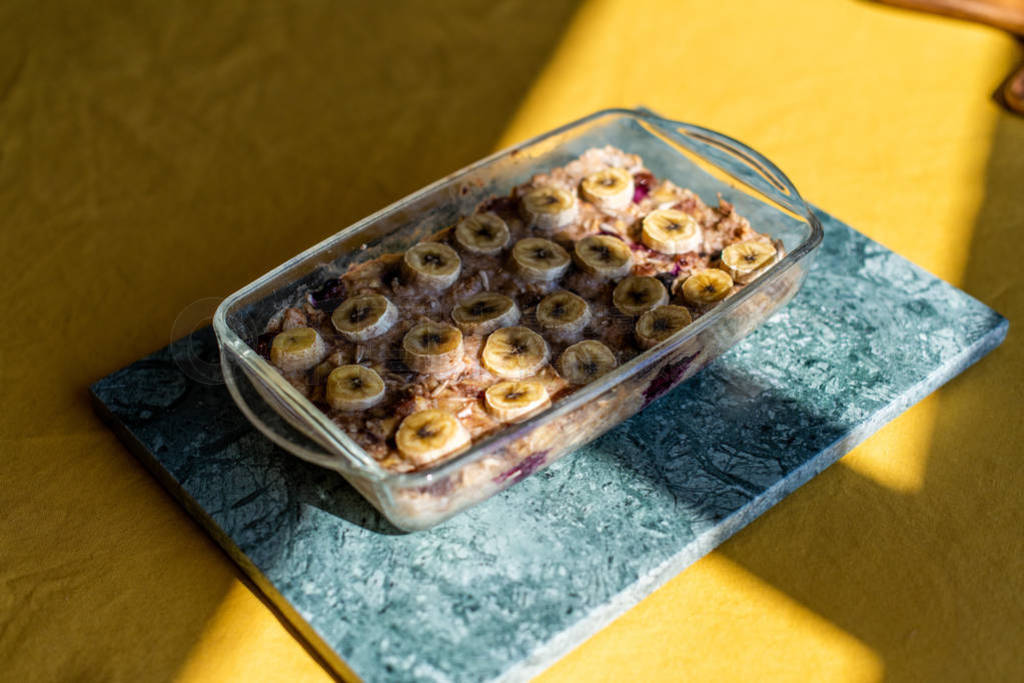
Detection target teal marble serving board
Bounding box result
[91,208,1006,683]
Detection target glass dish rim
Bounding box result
[212,106,824,487]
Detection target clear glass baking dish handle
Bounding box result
[220,346,387,480]
[634,107,821,227]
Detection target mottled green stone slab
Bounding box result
[91,209,1006,683]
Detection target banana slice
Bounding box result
[641,209,702,254]
[612,276,669,316]
[521,186,578,231]
[402,321,464,376]
[720,240,778,284]
[484,380,551,423]
[270,326,328,373]
[330,294,398,342]
[395,409,471,465]
[573,234,634,279]
[326,365,386,411]
[512,237,571,283]
[454,212,510,256]
[635,305,693,348]
[481,326,550,379]
[558,340,618,385]
[402,242,462,291]
[451,292,520,335]
[535,290,591,342]
[681,268,734,307]
[650,183,683,208]
[580,168,634,210]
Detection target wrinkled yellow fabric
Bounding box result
[1,1,1020,681]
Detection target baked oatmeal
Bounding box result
[256,146,782,473]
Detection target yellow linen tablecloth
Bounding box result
[2,1,1021,681]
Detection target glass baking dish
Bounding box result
[213,107,823,531]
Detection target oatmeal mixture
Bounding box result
[257,147,782,472]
